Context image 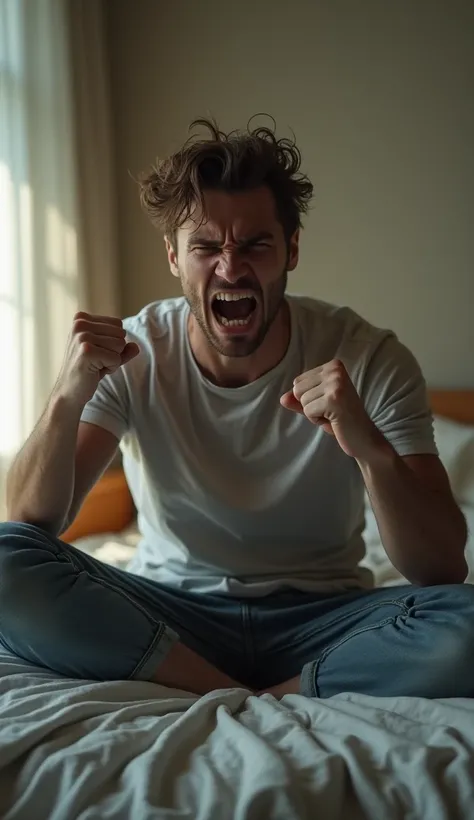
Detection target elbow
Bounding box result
[6,509,64,538]
[453,561,469,584]
[429,566,468,587]
[413,554,469,587]
[443,553,469,585]
[429,511,470,585]
[446,519,470,583]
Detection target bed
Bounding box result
[1,391,473,819]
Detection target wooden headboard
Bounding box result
[429,390,474,426]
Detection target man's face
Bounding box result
[166,187,299,358]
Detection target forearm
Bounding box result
[358,438,468,586]
[6,390,84,533]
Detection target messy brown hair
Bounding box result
[138,117,314,250]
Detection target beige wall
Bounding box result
[105,0,474,388]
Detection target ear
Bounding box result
[165,236,180,278]
[287,229,300,271]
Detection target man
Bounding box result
[1,119,472,699]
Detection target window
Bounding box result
[0,0,81,516]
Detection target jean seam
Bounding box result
[35,540,165,631]
[291,597,410,650]
[312,615,402,697]
[241,602,256,676]
[74,571,163,628]
[61,547,86,573]
[3,536,166,640]
[32,542,239,678]
[0,543,177,681]
[128,621,167,680]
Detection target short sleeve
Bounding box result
[80,367,129,442]
[361,334,438,457]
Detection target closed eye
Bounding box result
[244,242,272,252]
[190,241,272,253]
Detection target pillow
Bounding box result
[433,415,474,506]
[463,505,474,583]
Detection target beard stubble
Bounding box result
[182,268,288,358]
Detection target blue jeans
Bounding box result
[0,522,473,698]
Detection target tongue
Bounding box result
[215,298,255,320]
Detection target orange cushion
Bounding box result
[62,469,134,542]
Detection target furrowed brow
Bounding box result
[187,231,274,250]
[187,235,221,249]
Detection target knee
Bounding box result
[0,522,35,578]
[442,582,474,660]
[426,630,474,698]
[428,581,474,616]
[0,522,62,610]
[0,523,78,670]
[0,521,58,552]
[0,520,51,546]
[0,521,55,562]
[454,581,474,608]
[417,583,474,698]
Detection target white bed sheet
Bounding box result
[0,648,473,820]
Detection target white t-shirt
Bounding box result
[81,295,437,597]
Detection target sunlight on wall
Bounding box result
[0,301,21,456]
[0,161,22,457]
[46,204,78,378]
[0,165,79,462]
[0,0,83,520]
[19,181,36,437]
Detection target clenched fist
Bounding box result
[280,359,381,460]
[56,312,140,407]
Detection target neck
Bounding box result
[188,300,291,388]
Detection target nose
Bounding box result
[214,249,249,283]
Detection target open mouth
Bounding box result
[211,291,258,328]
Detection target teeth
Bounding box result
[214,291,256,302]
[217,314,253,327]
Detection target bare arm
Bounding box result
[358,447,468,586]
[6,393,101,532]
[62,422,120,533]
[6,311,139,535]
[286,358,468,587]
[7,404,119,535]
